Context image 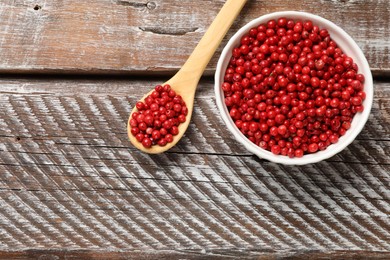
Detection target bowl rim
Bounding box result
[214,11,373,165]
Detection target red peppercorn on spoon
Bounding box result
[128,0,247,153]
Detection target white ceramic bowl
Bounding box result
[215,11,373,165]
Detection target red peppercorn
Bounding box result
[142,138,152,148]
[351,96,362,106]
[271,145,281,155]
[308,143,319,153]
[135,133,144,142]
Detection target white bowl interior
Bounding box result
[215,11,373,165]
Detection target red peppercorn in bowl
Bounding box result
[215,11,373,165]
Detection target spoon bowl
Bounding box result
[127,73,196,154]
[128,0,247,153]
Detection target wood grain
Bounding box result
[0,78,388,257]
[0,249,390,260]
[0,0,389,76]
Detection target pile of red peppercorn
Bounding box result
[222,18,366,158]
[129,84,188,148]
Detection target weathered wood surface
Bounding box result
[1,249,390,260]
[0,78,389,259]
[0,0,389,76]
[0,0,390,258]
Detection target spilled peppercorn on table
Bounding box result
[0,1,389,259]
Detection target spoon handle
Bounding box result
[177,0,248,80]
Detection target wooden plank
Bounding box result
[0,78,389,253]
[0,249,390,260]
[0,0,389,76]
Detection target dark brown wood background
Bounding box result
[0,0,389,259]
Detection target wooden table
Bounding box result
[0,1,389,259]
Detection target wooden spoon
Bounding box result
[128,0,248,154]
